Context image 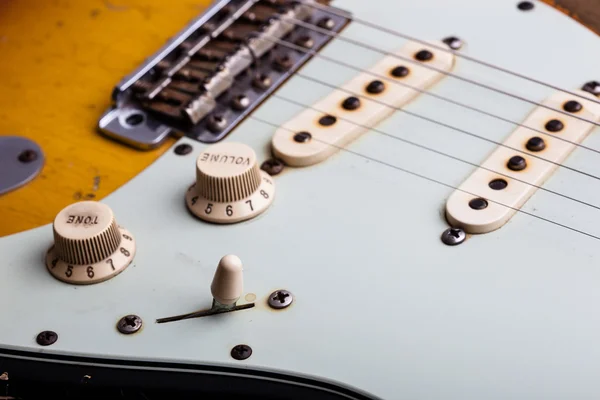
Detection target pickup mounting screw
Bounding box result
[261,158,284,176]
[582,81,600,96]
[442,36,463,50]
[36,330,58,346]
[268,289,293,309]
[441,228,466,246]
[231,344,252,360]
[117,315,142,334]
[207,114,227,133]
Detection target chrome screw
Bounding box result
[117,315,142,334]
[441,228,466,246]
[268,290,293,309]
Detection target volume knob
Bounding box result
[186,142,275,223]
[45,201,136,284]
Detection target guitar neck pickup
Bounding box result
[98,0,350,150]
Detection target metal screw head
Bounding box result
[36,330,58,346]
[317,17,335,30]
[117,315,142,334]
[174,143,193,155]
[273,54,293,72]
[231,94,250,111]
[582,81,600,96]
[231,344,252,360]
[295,35,314,49]
[18,149,38,163]
[253,73,272,90]
[268,290,293,309]
[517,1,534,11]
[206,114,227,133]
[261,158,284,176]
[443,36,463,50]
[441,228,466,246]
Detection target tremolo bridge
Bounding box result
[98,0,350,149]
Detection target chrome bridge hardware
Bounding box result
[446,90,600,234]
[0,136,44,195]
[98,0,350,149]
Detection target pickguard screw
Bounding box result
[36,330,58,346]
[517,1,534,11]
[317,17,335,30]
[253,73,272,90]
[261,158,284,176]
[273,54,293,72]
[582,81,600,96]
[231,344,252,360]
[117,314,142,334]
[268,289,293,309]
[18,149,38,163]
[231,94,250,111]
[442,36,463,50]
[174,143,193,155]
[441,228,466,246]
[295,35,314,49]
[206,114,227,133]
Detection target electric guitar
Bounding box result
[2,0,600,398]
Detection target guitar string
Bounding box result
[265,35,600,157]
[268,90,600,211]
[250,114,600,242]
[257,35,600,184]
[284,16,600,129]
[300,0,600,107]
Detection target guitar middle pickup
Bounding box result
[271,40,456,167]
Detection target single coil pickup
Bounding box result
[445,90,600,234]
[271,40,455,167]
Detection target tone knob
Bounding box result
[45,201,136,284]
[186,141,275,223]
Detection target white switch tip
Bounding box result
[210,255,243,305]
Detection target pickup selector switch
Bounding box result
[186,142,275,224]
[45,201,136,284]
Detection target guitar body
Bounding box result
[2,0,600,399]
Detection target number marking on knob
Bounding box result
[186,142,276,224]
[45,201,136,285]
